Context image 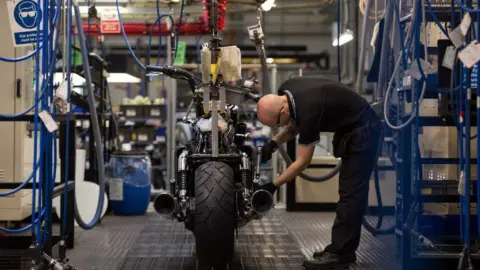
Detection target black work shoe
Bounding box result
[312,249,329,259]
[312,250,356,260]
[304,251,356,269]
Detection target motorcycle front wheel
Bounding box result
[193,161,236,268]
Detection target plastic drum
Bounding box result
[108,151,151,216]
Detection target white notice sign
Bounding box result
[7,0,43,47]
[109,178,124,201]
[247,24,264,40]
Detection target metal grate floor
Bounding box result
[118,257,304,270]
[67,209,401,270]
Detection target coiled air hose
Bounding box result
[376,0,394,101]
[362,0,428,235]
[254,34,342,182]
[361,127,395,236]
[72,2,106,230]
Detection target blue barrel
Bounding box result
[108,151,151,216]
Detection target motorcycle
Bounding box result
[147,65,274,268]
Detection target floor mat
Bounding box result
[67,210,401,270]
[117,214,304,270]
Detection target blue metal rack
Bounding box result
[395,115,480,269]
[394,0,480,268]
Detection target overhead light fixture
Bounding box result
[260,0,276,11]
[54,72,142,86]
[53,73,85,87]
[106,73,142,83]
[332,29,354,47]
[266,58,274,64]
[79,5,127,16]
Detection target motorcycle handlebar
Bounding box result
[146,65,189,77]
[146,65,197,92]
[146,65,263,101]
[247,92,261,102]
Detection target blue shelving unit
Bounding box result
[393,2,480,268]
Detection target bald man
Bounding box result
[256,76,383,269]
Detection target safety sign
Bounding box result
[7,0,43,47]
[100,10,120,34]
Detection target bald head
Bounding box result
[257,94,289,127]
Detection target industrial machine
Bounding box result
[0,8,39,222]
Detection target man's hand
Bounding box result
[258,181,278,195]
[261,140,278,163]
[271,144,315,187]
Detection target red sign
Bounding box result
[100,10,120,34]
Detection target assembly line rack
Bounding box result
[396,114,480,269]
[0,114,83,264]
[395,4,480,269]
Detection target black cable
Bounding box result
[373,167,384,229]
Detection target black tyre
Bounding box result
[193,161,236,268]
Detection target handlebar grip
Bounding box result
[146,65,193,79]
[146,65,171,74]
[247,93,261,102]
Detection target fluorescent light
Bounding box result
[107,73,142,83]
[261,0,276,11]
[53,73,85,86]
[79,6,127,14]
[54,72,141,85]
[332,29,354,46]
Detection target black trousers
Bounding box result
[326,109,383,254]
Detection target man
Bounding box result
[256,76,383,269]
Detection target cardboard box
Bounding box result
[424,202,477,215]
[419,126,477,180]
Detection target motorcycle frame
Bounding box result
[165,63,278,194]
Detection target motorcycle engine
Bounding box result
[176,111,237,153]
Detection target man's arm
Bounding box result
[273,144,315,186]
[272,121,298,144]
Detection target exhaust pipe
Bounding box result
[153,193,177,216]
[250,190,274,216]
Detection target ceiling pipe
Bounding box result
[81,0,227,36]
[339,0,348,81]
[130,1,333,14]
[80,19,218,36]
[340,0,357,86]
